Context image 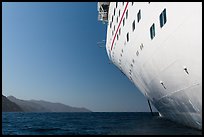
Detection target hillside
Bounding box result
[7,96,91,112]
[2,95,23,112]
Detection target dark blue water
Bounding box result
[2,112,202,135]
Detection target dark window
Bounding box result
[119,10,120,17]
[116,2,118,8]
[136,51,139,56]
[132,59,135,63]
[114,8,115,16]
[160,8,167,28]
[117,16,118,23]
[112,16,113,22]
[117,34,119,40]
[119,28,121,35]
[137,10,141,23]
[140,43,144,50]
[114,25,115,31]
[126,10,128,19]
[127,32,129,42]
[110,22,112,28]
[132,2,134,5]
[150,23,155,40]
[132,20,135,31]
[123,18,125,26]
[123,2,124,6]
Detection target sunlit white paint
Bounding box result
[101,2,202,130]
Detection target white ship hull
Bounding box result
[99,2,202,130]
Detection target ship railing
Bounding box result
[97,2,110,23]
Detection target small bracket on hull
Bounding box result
[160,81,166,89]
[183,66,189,75]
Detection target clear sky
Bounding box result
[2,2,157,112]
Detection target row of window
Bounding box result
[130,10,140,34]
[118,9,167,65]
[111,5,167,54]
[126,8,166,42]
[115,9,167,64]
[110,2,128,29]
[110,2,143,29]
[110,2,123,29]
[112,4,168,83]
[110,2,141,28]
[111,8,141,42]
[150,8,167,40]
[115,8,142,44]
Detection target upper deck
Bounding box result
[97,2,110,23]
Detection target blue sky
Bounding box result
[2,2,156,112]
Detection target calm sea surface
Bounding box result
[2,112,202,135]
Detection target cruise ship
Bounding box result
[97,2,202,130]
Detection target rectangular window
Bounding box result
[123,18,125,26]
[117,16,118,23]
[160,8,167,28]
[132,20,135,31]
[110,22,112,28]
[117,34,119,40]
[116,2,118,8]
[126,10,128,19]
[114,25,115,31]
[150,23,155,40]
[132,2,134,5]
[140,43,144,50]
[119,10,120,17]
[114,8,115,16]
[127,32,129,42]
[112,16,113,22]
[119,28,121,35]
[137,10,141,23]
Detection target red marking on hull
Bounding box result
[111,2,129,51]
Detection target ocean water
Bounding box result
[2,112,202,135]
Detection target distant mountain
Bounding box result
[7,96,47,112]
[2,95,23,112]
[29,100,91,112]
[7,96,91,112]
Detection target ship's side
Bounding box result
[100,2,202,130]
